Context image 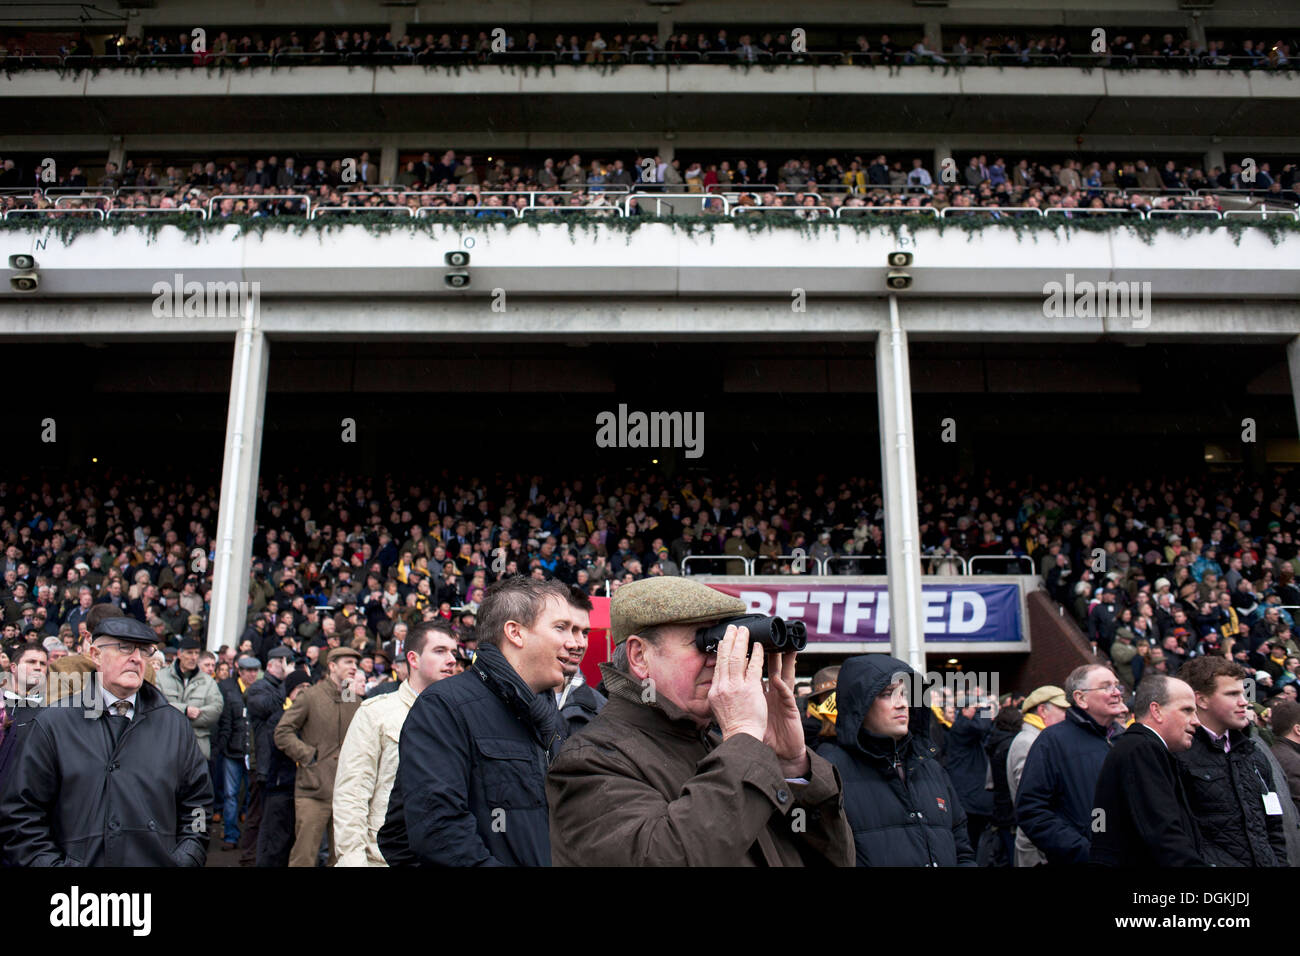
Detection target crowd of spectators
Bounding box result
[4,149,1295,220]
[2,26,1296,71]
[2,467,1300,668]
[5,466,1300,871]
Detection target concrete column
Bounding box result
[877,296,925,671]
[378,137,399,187]
[924,21,942,53]
[390,19,407,41]
[932,140,953,186]
[1204,147,1226,178]
[208,292,268,652]
[1288,336,1300,447]
[657,16,673,46]
[107,136,125,172]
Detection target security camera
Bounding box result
[886,270,912,290]
[9,254,36,270]
[887,251,913,267]
[444,251,470,267]
[10,272,38,292]
[444,271,470,289]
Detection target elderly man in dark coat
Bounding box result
[0,616,212,866]
[546,576,853,866]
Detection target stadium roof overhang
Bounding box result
[0,222,1296,342]
[5,65,1299,141]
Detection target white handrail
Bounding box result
[311,205,415,220]
[107,206,208,219]
[941,206,1045,218]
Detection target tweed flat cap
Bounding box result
[328,645,361,664]
[610,577,747,646]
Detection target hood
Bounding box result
[834,654,931,751]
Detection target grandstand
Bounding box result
[1,0,1298,692]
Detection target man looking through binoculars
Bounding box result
[546,576,853,866]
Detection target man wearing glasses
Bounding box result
[0,616,213,866]
[1015,663,1126,865]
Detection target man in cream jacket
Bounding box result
[332,622,460,866]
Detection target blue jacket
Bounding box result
[818,655,975,866]
[1015,705,1116,865]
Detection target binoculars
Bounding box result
[694,614,808,655]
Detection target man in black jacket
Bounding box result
[818,655,975,866]
[256,668,311,867]
[0,616,212,866]
[1176,655,1287,866]
[379,577,589,866]
[243,646,294,864]
[214,656,258,851]
[0,641,47,794]
[1091,675,1206,866]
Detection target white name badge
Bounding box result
[1263,791,1284,816]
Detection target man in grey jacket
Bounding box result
[156,636,223,759]
[1007,684,1069,866]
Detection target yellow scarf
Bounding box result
[931,704,952,729]
[807,692,837,723]
[1023,712,1046,732]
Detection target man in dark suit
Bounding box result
[1090,675,1206,866]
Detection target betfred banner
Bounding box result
[704,582,1023,644]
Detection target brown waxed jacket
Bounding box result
[546,662,854,866]
[273,676,360,802]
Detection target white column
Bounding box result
[208,291,268,652]
[877,295,925,671]
[1288,336,1300,445]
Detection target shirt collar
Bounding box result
[100,685,138,715]
[1204,726,1232,752]
[1138,721,1169,750]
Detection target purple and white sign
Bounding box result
[705,582,1023,643]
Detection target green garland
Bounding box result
[2,211,1296,248]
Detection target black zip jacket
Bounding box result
[817,656,975,866]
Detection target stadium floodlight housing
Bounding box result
[886,270,912,291]
[444,272,470,289]
[445,251,470,267]
[10,273,38,292]
[888,252,913,268]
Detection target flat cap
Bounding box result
[237,655,261,670]
[92,616,158,645]
[328,645,361,664]
[1022,685,1070,713]
[267,646,296,661]
[178,636,203,651]
[610,577,746,646]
